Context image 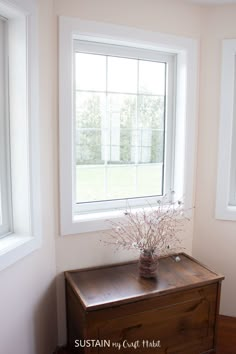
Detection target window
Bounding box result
[59,18,198,235]
[216,39,236,220]
[0,0,41,271]
[229,70,236,207]
[74,41,175,214]
[0,17,12,238]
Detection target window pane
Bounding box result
[137,129,164,164]
[107,166,136,199]
[73,46,169,206]
[151,130,164,163]
[76,166,105,203]
[137,165,163,197]
[107,94,136,164]
[108,93,136,129]
[76,130,103,164]
[75,53,106,91]
[76,92,106,129]
[139,60,166,95]
[108,57,137,93]
[106,129,136,164]
[139,95,165,129]
[120,129,135,163]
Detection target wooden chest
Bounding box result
[65,253,224,353]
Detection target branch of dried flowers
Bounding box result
[102,196,192,256]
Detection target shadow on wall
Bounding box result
[56,273,67,347]
[34,279,58,354]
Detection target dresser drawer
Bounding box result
[98,284,217,353]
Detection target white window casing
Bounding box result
[216,39,236,220]
[59,17,198,235]
[0,17,12,238]
[0,0,41,271]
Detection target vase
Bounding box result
[139,250,159,279]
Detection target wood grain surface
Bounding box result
[54,315,236,354]
[65,253,224,311]
[64,253,224,354]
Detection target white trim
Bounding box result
[59,17,198,235]
[215,39,236,220]
[0,17,12,237]
[0,234,40,271]
[73,39,176,62]
[0,0,41,271]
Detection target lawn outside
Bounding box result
[76,163,163,203]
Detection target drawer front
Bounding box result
[97,284,217,354]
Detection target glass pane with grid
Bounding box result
[74,52,166,204]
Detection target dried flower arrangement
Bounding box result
[105,197,189,255]
[103,196,191,278]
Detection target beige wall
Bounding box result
[0,1,58,354]
[54,0,203,345]
[54,0,236,344]
[193,4,236,316]
[54,0,203,263]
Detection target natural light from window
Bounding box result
[74,52,167,205]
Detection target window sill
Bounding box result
[71,209,128,235]
[0,233,41,271]
[67,202,192,235]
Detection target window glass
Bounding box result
[139,60,165,95]
[74,49,168,205]
[107,57,137,94]
[75,53,106,92]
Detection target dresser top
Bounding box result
[65,253,224,311]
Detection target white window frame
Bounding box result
[0,0,41,271]
[216,39,236,220]
[0,17,12,237]
[59,17,198,235]
[73,40,175,215]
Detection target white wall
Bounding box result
[0,0,58,353]
[193,4,236,316]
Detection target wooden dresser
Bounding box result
[65,253,224,354]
